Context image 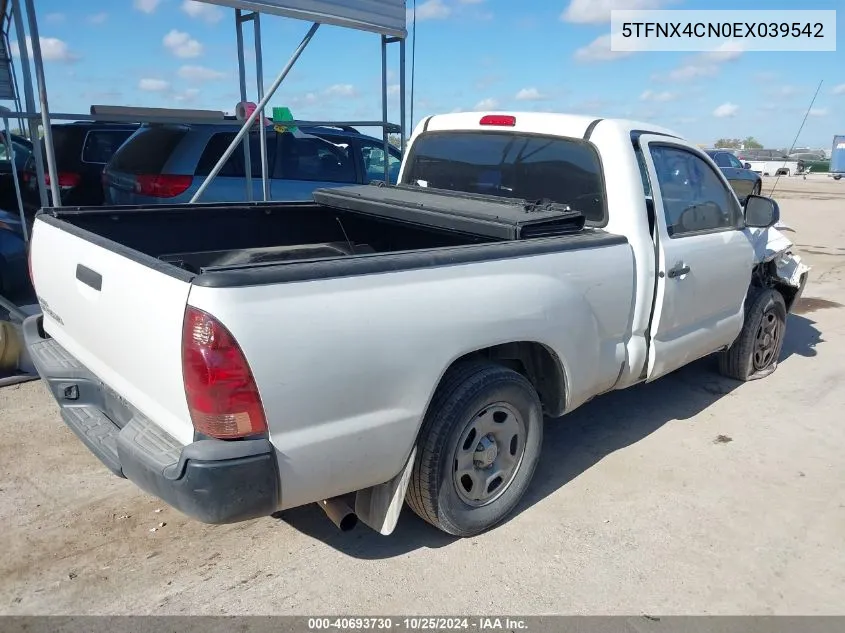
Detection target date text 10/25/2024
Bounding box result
[307,618,529,631]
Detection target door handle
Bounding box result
[76,264,102,291]
[667,264,691,279]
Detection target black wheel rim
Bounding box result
[753,308,781,370]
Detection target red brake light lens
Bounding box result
[44,172,81,188]
[480,115,516,127]
[135,174,193,198]
[182,306,268,439]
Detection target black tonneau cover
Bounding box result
[313,184,586,241]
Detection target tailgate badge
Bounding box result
[37,296,65,325]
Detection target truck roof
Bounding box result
[418,111,683,141]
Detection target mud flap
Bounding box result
[355,446,417,536]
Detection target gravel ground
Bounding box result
[1,176,844,615]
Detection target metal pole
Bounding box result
[23,0,61,206]
[399,38,406,153]
[10,0,47,210]
[191,22,320,204]
[2,115,28,242]
[2,30,26,135]
[381,35,389,183]
[254,12,269,201]
[235,9,253,201]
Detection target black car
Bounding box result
[704,150,762,202]
[0,132,33,211]
[22,121,139,210]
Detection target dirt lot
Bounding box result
[1,176,844,615]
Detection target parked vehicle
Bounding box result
[704,149,762,201]
[0,132,33,214]
[0,207,29,298]
[24,111,809,538]
[21,122,139,210]
[736,148,801,177]
[789,152,830,174]
[102,122,402,206]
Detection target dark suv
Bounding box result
[22,121,139,210]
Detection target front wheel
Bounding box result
[407,362,544,537]
[718,288,787,381]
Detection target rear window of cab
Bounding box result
[401,131,607,225]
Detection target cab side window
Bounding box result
[712,152,732,168]
[359,140,402,184]
[649,145,742,238]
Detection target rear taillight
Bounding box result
[480,114,516,127]
[135,174,193,198]
[181,306,267,440]
[45,171,81,189]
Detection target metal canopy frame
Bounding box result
[3,0,407,237]
[192,1,406,204]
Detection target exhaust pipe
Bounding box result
[319,497,358,532]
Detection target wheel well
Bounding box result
[449,342,567,417]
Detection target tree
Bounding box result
[388,133,402,149]
[714,137,764,149]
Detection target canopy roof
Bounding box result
[196,0,407,38]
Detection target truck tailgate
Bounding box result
[29,217,195,445]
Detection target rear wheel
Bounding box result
[718,288,787,381]
[407,362,543,537]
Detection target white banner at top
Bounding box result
[197,0,407,38]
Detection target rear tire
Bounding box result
[407,362,543,537]
[718,288,787,381]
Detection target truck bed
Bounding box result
[39,184,595,284]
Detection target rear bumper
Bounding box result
[23,314,280,524]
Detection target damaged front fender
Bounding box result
[749,225,811,309]
[774,250,810,291]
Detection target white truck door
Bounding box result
[637,134,756,382]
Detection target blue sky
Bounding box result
[6,0,845,149]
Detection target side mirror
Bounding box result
[744,194,780,228]
[743,162,752,170]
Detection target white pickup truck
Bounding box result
[24,112,809,538]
